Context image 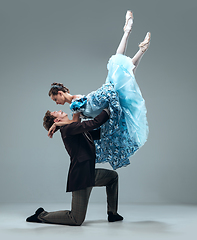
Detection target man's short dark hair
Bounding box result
[43,110,56,131]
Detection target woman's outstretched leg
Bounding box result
[116,11,133,55]
[132,32,151,73]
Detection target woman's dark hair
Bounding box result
[48,82,69,96]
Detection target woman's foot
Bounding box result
[123,10,133,33]
[139,32,151,52]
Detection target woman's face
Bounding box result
[50,91,65,105]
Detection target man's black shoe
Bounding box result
[26,207,44,223]
[108,212,124,222]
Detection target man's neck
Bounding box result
[60,118,74,125]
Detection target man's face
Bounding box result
[50,110,69,122]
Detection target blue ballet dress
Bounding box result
[70,54,149,170]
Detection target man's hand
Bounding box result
[103,108,110,116]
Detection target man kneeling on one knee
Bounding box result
[26,109,123,226]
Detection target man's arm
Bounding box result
[89,128,101,140]
[61,109,110,138]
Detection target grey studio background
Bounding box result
[0,0,196,205]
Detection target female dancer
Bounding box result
[48,11,151,170]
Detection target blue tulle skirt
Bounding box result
[70,54,148,170]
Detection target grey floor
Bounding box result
[0,203,197,240]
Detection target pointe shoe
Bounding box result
[123,10,133,33]
[139,32,151,53]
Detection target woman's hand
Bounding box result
[48,123,57,138]
[48,121,68,138]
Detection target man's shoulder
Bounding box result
[60,122,78,131]
[60,122,83,138]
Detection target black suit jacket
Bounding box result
[60,110,109,192]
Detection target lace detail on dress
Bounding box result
[89,83,138,170]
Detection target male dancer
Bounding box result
[26,109,123,226]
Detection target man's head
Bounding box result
[43,110,69,131]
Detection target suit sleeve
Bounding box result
[61,110,109,138]
[89,128,101,140]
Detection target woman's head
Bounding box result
[49,83,70,105]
